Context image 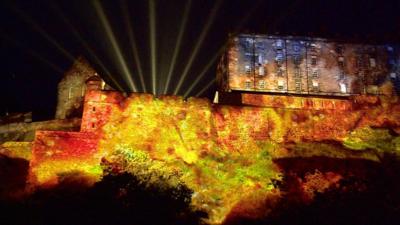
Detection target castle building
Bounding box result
[217,34,400,103]
[2,35,400,187]
[0,57,111,144]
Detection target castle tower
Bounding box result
[55,57,104,119]
[85,74,104,91]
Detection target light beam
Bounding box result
[163,0,192,94]
[92,0,137,92]
[0,33,64,74]
[173,0,223,95]
[185,0,264,98]
[195,78,216,97]
[49,2,123,90]
[183,45,226,98]
[149,0,157,95]
[120,0,147,93]
[10,4,75,62]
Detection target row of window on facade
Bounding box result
[243,56,379,75]
[244,80,285,90]
[242,48,384,78]
[243,79,348,94]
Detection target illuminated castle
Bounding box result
[0,34,398,188]
[1,35,400,224]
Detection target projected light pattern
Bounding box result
[30,131,102,185]
[30,89,400,223]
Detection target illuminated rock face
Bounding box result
[30,131,101,185]
[0,142,32,160]
[29,88,400,223]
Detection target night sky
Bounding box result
[0,0,399,120]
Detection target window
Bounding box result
[338,61,344,68]
[294,68,301,78]
[293,42,300,52]
[340,83,347,93]
[356,57,363,68]
[339,71,345,80]
[310,47,317,54]
[336,46,343,55]
[295,80,301,92]
[312,81,319,92]
[245,65,251,74]
[369,58,376,68]
[278,80,284,90]
[258,54,264,64]
[276,40,284,49]
[259,80,265,89]
[258,65,265,76]
[293,55,301,65]
[311,56,317,66]
[68,87,72,99]
[246,38,254,43]
[277,68,284,77]
[245,80,252,89]
[276,51,284,63]
[312,70,318,79]
[92,107,96,112]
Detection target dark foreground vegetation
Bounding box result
[1,153,400,225]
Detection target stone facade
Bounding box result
[219,34,400,96]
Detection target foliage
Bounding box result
[300,170,342,199]
[343,127,400,155]
[104,144,281,224]
[98,96,283,223]
[105,145,186,195]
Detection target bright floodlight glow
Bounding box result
[92,0,137,92]
[121,0,147,93]
[163,0,192,94]
[173,0,223,95]
[149,0,157,95]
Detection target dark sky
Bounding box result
[0,0,399,120]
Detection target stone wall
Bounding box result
[29,89,400,186]
[0,118,81,143]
